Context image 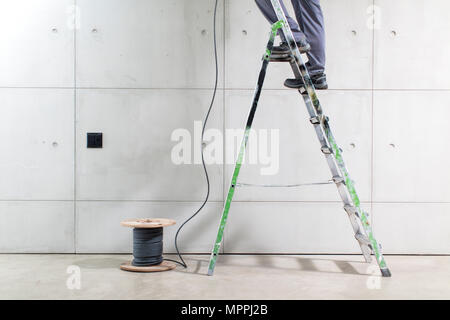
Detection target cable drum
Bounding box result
[120,218,176,273]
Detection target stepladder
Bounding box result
[207,0,391,278]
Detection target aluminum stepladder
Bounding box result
[207,0,391,277]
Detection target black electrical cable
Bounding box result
[165,0,219,268]
[132,228,164,266]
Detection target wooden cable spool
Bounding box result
[120,218,176,273]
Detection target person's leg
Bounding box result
[291,0,325,74]
[254,0,305,43]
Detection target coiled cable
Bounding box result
[132,228,164,266]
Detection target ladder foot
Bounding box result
[381,268,392,277]
[207,268,214,276]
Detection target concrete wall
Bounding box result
[0,0,449,254]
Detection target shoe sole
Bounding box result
[284,82,328,90]
[272,44,311,55]
[272,48,310,55]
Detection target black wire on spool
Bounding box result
[132,228,164,267]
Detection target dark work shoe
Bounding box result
[272,39,311,54]
[284,73,328,90]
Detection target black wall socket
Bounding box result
[87,133,103,148]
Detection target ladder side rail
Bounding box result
[324,121,389,272]
[299,89,372,262]
[207,22,284,276]
[270,0,390,276]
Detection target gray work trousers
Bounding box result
[255,0,325,75]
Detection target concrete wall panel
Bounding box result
[0,201,74,253]
[224,89,372,202]
[225,0,373,89]
[373,91,450,202]
[373,203,450,254]
[225,202,366,253]
[76,89,223,201]
[75,201,222,253]
[0,0,74,87]
[0,89,74,200]
[76,0,224,88]
[374,0,450,89]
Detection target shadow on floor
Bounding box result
[71,256,128,270]
[71,255,375,277]
[176,255,375,277]
[171,257,210,276]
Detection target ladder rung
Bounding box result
[355,233,372,247]
[309,117,319,124]
[344,205,357,216]
[309,115,329,125]
[332,176,345,184]
[321,146,332,154]
[269,53,294,62]
[361,244,373,263]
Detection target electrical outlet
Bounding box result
[87,133,103,148]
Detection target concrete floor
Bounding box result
[0,254,449,299]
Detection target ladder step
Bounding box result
[269,53,294,62]
[321,146,332,154]
[355,233,372,247]
[332,176,345,184]
[344,205,359,217]
[309,115,329,125]
[361,244,373,263]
